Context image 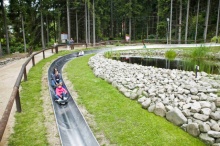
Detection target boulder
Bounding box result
[199,133,215,145]
[154,102,166,117]
[186,123,200,137]
[208,131,220,138]
[166,107,187,126]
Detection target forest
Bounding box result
[0,0,220,55]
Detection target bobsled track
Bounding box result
[47,45,146,146]
[47,43,220,146]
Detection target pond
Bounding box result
[114,57,220,75]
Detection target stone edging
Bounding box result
[88,53,220,146]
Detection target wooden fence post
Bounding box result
[43,50,45,59]
[55,46,58,54]
[32,56,35,66]
[23,67,27,81]
[15,88,21,112]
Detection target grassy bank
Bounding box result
[8,51,71,146]
[65,54,205,146]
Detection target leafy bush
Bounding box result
[211,36,220,43]
[190,45,209,61]
[165,49,177,60]
[104,51,113,59]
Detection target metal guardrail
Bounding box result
[0,46,60,141]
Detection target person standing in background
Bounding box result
[70,38,74,50]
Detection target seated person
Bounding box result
[77,50,84,57]
[55,83,68,101]
[51,70,62,89]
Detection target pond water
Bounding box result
[114,57,219,74]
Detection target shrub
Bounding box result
[165,49,177,60]
[211,36,220,43]
[190,45,209,61]
[104,51,113,59]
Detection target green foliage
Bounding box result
[114,41,123,46]
[190,45,210,61]
[165,49,177,60]
[104,51,113,59]
[211,36,220,43]
[113,51,121,60]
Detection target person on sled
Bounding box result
[51,69,62,89]
[55,83,68,101]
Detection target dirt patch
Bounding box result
[62,67,111,145]
[0,53,28,61]
[42,63,61,145]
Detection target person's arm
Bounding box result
[62,87,67,94]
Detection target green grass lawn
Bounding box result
[65,54,206,146]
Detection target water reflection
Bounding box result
[115,57,219,74]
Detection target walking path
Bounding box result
[0,47,66,146]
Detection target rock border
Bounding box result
[88,53,220,146]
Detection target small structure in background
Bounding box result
[195,65,199,78]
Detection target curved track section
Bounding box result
[48,52,100,146]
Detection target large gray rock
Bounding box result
[199,133,215,145]
[211,124,220,132]
[141,98,151,109]
[154,102,166,117]
[199,101,211,108]
[199,123,211,132]
[210,111,220,120]
[216,98,220,107]
[137,96,147,104]
[200,108,212,116]
[191,102,201,113]
[166,107,187,126]
[190,88,198,95]
[208,131,220,138]
[193,113,209,121]
[186,123,200,137]
[148,104,155,113]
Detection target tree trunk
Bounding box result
[178,0,182,44]
[85,0,88,44]
[88,2,90,44]
[195,0,200,43]
[169,0,173,44]
[67,0,71,40]
[129,0,131,43]
[204,0,210,43]
[146,21,148,39]
[76,12,79,43]
[93,0,96,46]
[110,0,113,38]
[41,12,45,49]
[57,12,61,43]
[1,0,10,54]
[185,0,190,44]
[46,15,49,47]
[0,42,2,56]
[216,0,220,41]
[129,18,131,43]
[21,14,27,52]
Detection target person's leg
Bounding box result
[55,95,60,100]
[51,80,56,89]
